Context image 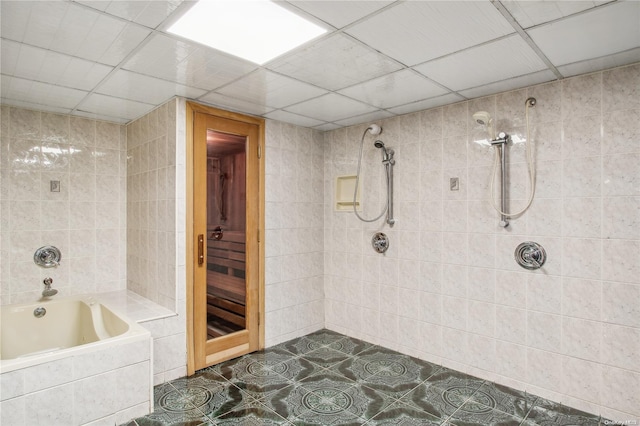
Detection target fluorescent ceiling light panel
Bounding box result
[168,0,327,65]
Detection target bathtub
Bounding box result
[0,295,153,425]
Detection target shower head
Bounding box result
[367,124,382,135]
[473,111,492,126]
[374,140,385,149]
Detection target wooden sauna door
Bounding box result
[187,102,264,373]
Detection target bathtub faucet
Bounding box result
[42,277,58,298]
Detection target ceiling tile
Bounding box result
[1,75,88,109]
[1,40,113,91]
[414,35,547,91]
[77,93,155,120]
[101,0,184,29]
[334,109,395,127]
[217,69,327,109]
[264,110,326,128]
[97,69,205,105]
[286,0,394,28]
[268,33,402,91]
[458,69,556,99]
[284,93,378,122]
[346,1,514,66]
[123,34,257,90]
[197,93,275,117]
[502,1,604,28]
[387,93,466,116]
[557,47,640,78]
[528,1,640,67]
[1,1,150,66]
[338,69,448,109]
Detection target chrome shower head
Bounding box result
[367,124,382,135]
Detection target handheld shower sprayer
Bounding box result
[353,124,395,227]
[473,111,494,139]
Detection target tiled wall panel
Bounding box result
[263,120,325,347]
[323,63,640,420]
[0,107,127,303]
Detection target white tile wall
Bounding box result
[0,106,127,304]
[263,120,325,347]
[324,63,640,419]
[126,99,178,310]
[126,98,187,385]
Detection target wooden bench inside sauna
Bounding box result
[206,230,246,338]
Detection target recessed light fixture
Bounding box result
[168,0,327,65]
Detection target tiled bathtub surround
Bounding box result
[0,334,151,425]
[0,107,127,303]
[323,63,640,420]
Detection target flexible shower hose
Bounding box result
[353,128,388,223]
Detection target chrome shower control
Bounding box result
[34,246,61,268]
[372,232,389,254]
[34,307,46,318]
[515,241,546,270]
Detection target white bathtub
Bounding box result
[0,295,153,425]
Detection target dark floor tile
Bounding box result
[298,367,357,386]
[524,398,604,426]
[305,328,347,343]
[169,374,256,420]
[400,381,475,420]
[208,398,291,425]
[328,336,374,356]
[423,369,485,392]
[133,382,212,426]
[330,347,440,395]
[260,383,303,420]
[274,336,330,356]
[448,400,523,426]
[212,353,286,382]
[128,330,606,426]
[274,356,328,382]
[469,382,537,419]
[366,401,444,425]
[265,375,392,425]
[301,346,353,368]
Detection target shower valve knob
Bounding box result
[515,242,546,270]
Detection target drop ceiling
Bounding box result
[1,0,639,130]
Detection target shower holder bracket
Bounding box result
[371,232,389,254]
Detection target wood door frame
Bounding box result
[186,101,265,375]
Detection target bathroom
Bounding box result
[1,0,639,424]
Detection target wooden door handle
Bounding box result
[198,234,204,266]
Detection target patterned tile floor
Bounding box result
[125,329,608,425]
